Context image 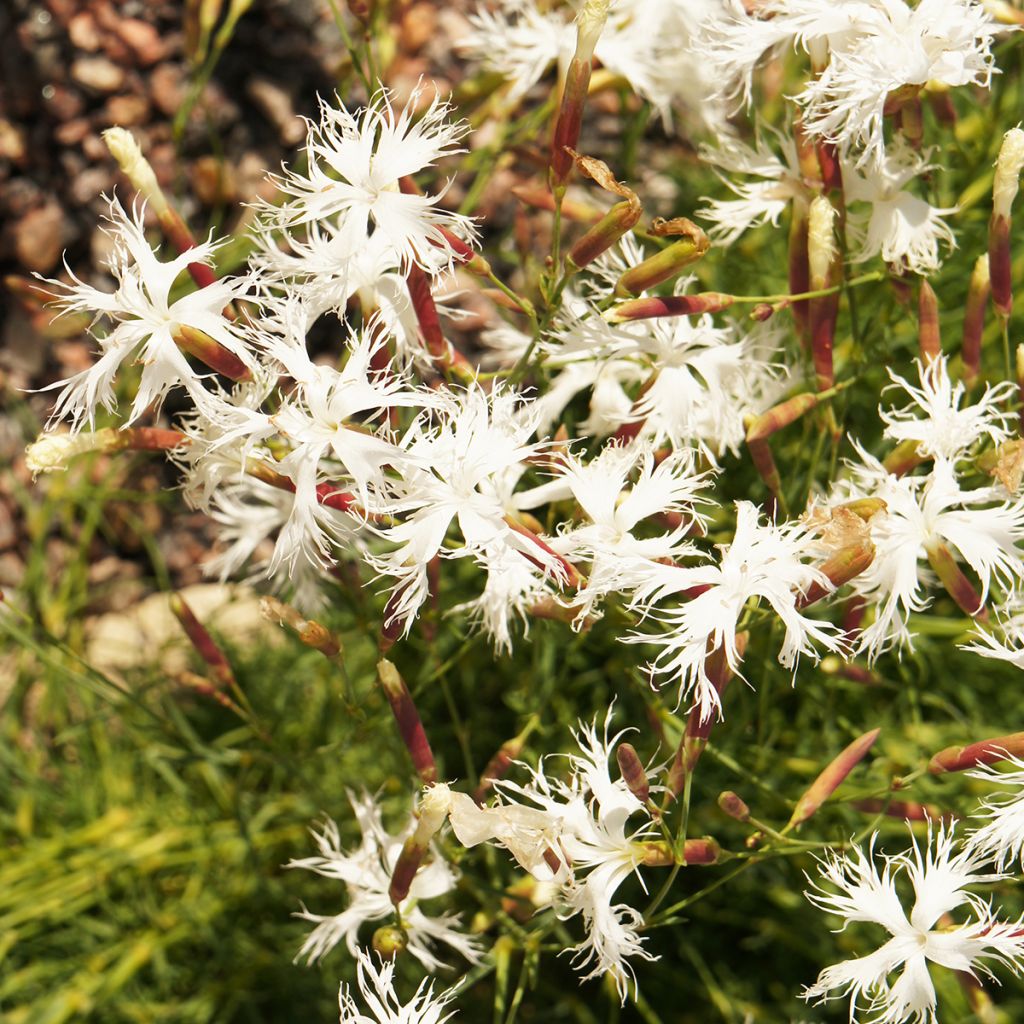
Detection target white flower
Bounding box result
[844,144,957,274]
[38,196,253,431]
[369,386,565,634]
[339,950,458,1024]
[448,715,659,999]
[626,502,843,721]
[287,791,480,971]
[258,87,475,276]
[551,442,709,620]
[804,822,1024,1024]
[797,0,1002,165]
[839,453,1024,658]
[697,133,808,245]
[880,356,1014,462]
[965,752,1024,870]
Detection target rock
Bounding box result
[42,84,86,122]
[71,56,126,95]
[246,78,305,146]
[104,93,150,127]
[54,117,91,147]
[149,62,184,117]
[399,1,437,53]
[12,201,65,273]
[115,18,166,66]
[192,155,237,206]
[0,120,27,165]
[70,167,115,206]
[68,10,102,51]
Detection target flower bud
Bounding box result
[550,0,608,192]
[961,254,990,385]
[604,292,734,323]
[372,925,408,960]
[474,717,538,804]
[924,540,986,618]
[170,592,236,689]
[613,220,709,297]
[260,595,343,660]
[917,278,941,367]
[377,659,438,784]
[26,430,112,475]
[989,127,1024,316]
[718,791,750,822]
[993,126,1024,220]
[389,783,453,906]
[616,742,650,804]
[882,438,926,477]
[171,323,252,381]
[808,195,838,391]
[787,728,880,829]
[104,127,167,215]
[929,732,1024,773]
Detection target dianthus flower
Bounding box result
[804,822,1024,1024]
[338,949,459,1024]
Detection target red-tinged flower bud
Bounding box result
[814,139,844,196]
[962,255,990,386]
[388,783,452,905]
[798,541,875,609]
[372,925,408,960]
[787,728,881,829]
[852,798,944,821]
[927,88,957,127]
[616,742,650,804]
[745,392,824,444]
[918,278,941,367]
[820,656,881,686]
[682,837,722,865]
[718,791,750,822]
[808,195,838,391]
[105,127,224,293]
[882,438,926,477]
[928,731,1024,773]
[377,659,438,784]
[989,128,1024,316]
[924,540,986,618]
[170,592,236,689]
[751,302,776,322]
[604,292,734,323]
[25,426,187,476]
[260,595,343,660]
[405,265,475,381]
[549,0,609,186]
[638,838,721,866]
[171,323,251,381]
[613,220,709,297]
[510,183,603,223]
[474,717,538,804]
[746,434,782,503]
[568,199,642,271]
[667,637,745,796]
[789,200,811,349]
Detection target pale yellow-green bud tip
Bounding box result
[103,127,168,214]
[574,0,610,61]
[25,430,109,476]
[808,195,836,285]
[994,126,1024,219]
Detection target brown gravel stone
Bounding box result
[71,56,126,94]
[104,93,151,126]
[12,201,65,273]
[114,17,166,66]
